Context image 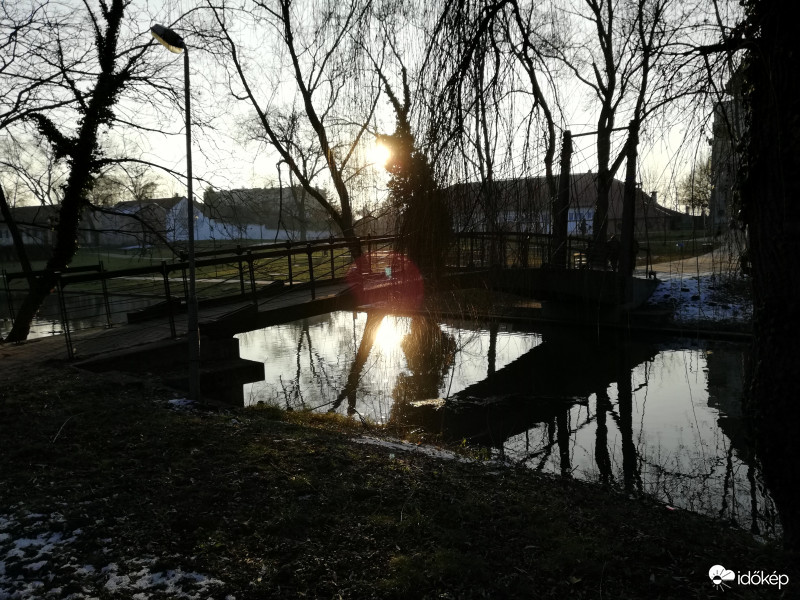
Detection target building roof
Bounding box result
[0,204,60,225]
[113,197,184,214]
[202,187,330,229]
[445,173,655,210]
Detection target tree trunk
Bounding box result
[0,186,35,288]
[3,0,128,343]
[592,118,614,266]
[551,131,572,268]
[4,172,90,342]
[742,0,800,552]
[618,122,640,306]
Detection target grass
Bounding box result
[1,360,795,599]
[643,239,717,265]
[2,245,355,305]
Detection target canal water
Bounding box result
[0,292,152,340]
[236,311,777,537]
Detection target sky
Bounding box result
[2,0,736,214]
[150,0,731,212]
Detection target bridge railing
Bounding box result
[450,231,653,274]
[1,235,396,354]
[450,231,592,270]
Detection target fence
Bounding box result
[2,231,652,357]
[2,235,395,357]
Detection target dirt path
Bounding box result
[650,248,741,278]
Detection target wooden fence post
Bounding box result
[366,235,372,273]
[180,251,188,300]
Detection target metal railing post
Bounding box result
[237,245,245,297]
[2,269,14,325]
[162,260,176,338]
[56,273,74,360]
[247,250,258,305]
[329,237,336,279]
[470,233,475,268]
[99,261,113,328]
[307,243,316,300]
[286,241,293,286]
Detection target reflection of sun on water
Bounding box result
[373,316,406,355]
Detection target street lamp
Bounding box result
[151,23,200,401]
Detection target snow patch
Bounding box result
[647,272,752,325]
[168,398,196,409]
[1,510,225,599]
[354,435,499,465]
[24,560,48,571]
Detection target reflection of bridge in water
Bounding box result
[388,329,769,531]
[393,330,658,456]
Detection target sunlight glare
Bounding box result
[369,142,391,168]
[373,316,405,355]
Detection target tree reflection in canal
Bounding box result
[236,312,778,536]
[594,389,614,485]
[393,317,457,406]
[329,312,384,416]
[616,346,642,494]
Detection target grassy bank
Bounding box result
[0,361,794,599]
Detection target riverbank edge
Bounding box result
[1,360,795,599]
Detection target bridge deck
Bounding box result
[1,256,667,367]
[0,280,352,366]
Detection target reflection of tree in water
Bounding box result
[393,317,457,403]
[329,312,383,416]
[387,317,457,429]
[594,389,614,485]
[615,350,643,495]
[283,319,314,410]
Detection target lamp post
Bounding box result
[151,23,200,401]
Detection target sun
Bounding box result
[368,142,391,168]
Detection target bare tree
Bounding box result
[86,163,163,207]
[203,0,383,257]
[0,1,76,285]
[423,0,514,236]
[257,107,329,242]
[676,154,712,214]
[738,0,800,552]
[2,0,185,342]
[361,21,451,278]
[413,0,565,273]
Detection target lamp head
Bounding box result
[151,24,185,53]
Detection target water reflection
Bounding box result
[393,317,457,407]
[0,292,153,339]
[236,312,777,535]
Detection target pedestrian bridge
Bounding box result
[2,232,657,367]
